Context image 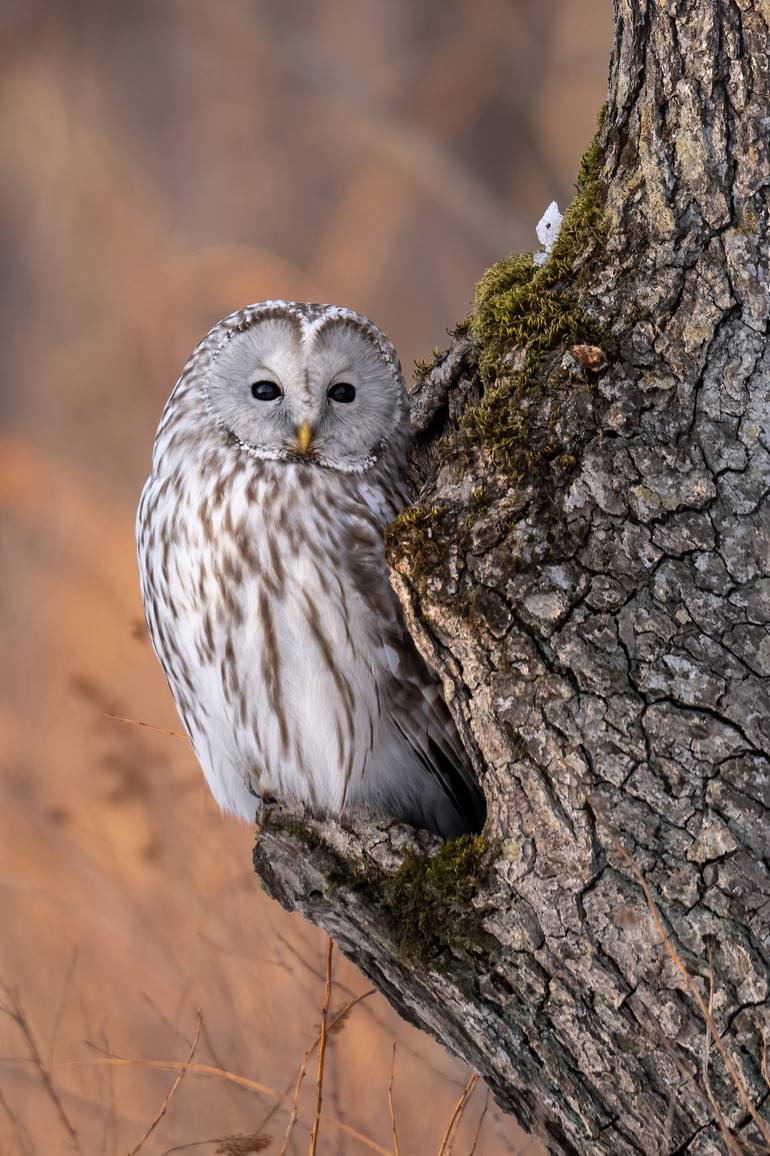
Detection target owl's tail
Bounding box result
[406,729,487,839]
[385,713,487,839]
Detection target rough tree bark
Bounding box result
[253,2,770,1153]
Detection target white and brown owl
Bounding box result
[136,301,485,838]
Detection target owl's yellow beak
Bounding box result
[295,422,314,454]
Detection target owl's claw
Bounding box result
[248,774,278,807]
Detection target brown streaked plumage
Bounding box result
[136,301,485,837]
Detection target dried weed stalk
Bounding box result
[388,1042,401,1156]
[72,1051,389,1154]
[0,982,82,1154]
[278,984,374,1154]
[467,1088,490,1156]
[436,1072,478,1156]
[308,937,334,1156]
[127,1009,202,1155]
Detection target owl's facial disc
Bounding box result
[204,311,407,472]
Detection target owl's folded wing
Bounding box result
[378,611,487,835]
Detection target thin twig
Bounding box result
[279,1040,314,1154]
[160,1141,225,1155]
[127,1010,203,1156]
[0,1084,34,1156]
[387,1043,401,1156]
[98,1027,116,1156]
[48,950,78,1070]
[276,987,375,1153]
[609,838,770,1148]
[308,938,334,1156]
[64,1056,390,1155]
[327,990,374,1036]
[0,983,82,1153]
[436,1073,478,1156]
[103,711,187,739]
[467,1089,490,1156]
[701,953,741,1156]
[64,1057,276,1096]
[270,925,449,1080]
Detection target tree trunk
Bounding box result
[253,2,770,1152]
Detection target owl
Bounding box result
[136,301,485,838]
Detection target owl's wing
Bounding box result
[384,629,487,836]
[344,509,485,835]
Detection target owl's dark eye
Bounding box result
[327,382,356,404]
[250,380,282,401]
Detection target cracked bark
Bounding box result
[253,2,770,1153]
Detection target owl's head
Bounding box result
[195,301,410,473]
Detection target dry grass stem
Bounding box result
[0,983,82,1154]
[610,838,770,1149]
[278,987,375,1154]
[467,1089,490,1156]
[68,1055,390,1155]
[97,1028,116,1156]
[308,937,334,1156]
[103,711,187,739]
[436,1073,478,1156]
[279,1038,313,1154]
[327,988,375,1035]
[68,1055,276,1097]
[127,1009,203,1156]
[47,950,78,1071]
[387,1042,401,1156]
[0,1084,34,1156]
[702,955,741,1156]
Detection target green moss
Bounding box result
[463,106,608,470]
[258,811,497,968]
[331,832,498,966]
[383,834,496,962]
[413,346,445,383]
[384,504,448,590]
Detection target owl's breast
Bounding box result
[139,459,395,818]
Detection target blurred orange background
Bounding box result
[0,2,610,1152]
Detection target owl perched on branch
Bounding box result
[136,301,485,838]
